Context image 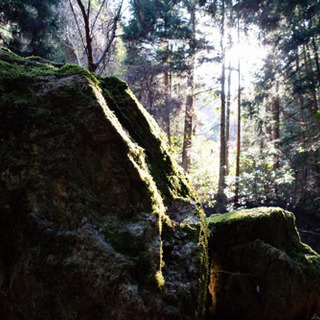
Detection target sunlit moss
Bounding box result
[60,63,98,83]
[0,47,25,63]
[99,76,198,204]
[89,76,172,288]
[155,270,165,288]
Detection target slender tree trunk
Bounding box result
[305,45,320,191]
[234,14,241,204]
[265,102,272,142]
[76,0,95,72]
[311,36,320,80]
[307,44,319,109]
[303,44,318,117]
[296,50,307,197]
[182,58,195,172]
[271,82,280,197]
[218,0,226,195]
[164,42,172,146]
[225,63,231,176]
[272,85,280,171]
[312,37,320,113]
[300,46,320,198]
[182,0,196,173]
[308,17,320,102]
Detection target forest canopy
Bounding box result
[0,0,319,215]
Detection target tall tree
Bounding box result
[225,61,231,176]
[0,0,62,58]
[217,0,227,197]
[234,11,241,204]
[238,0,320,209]
[123,0,202,163]
[182,0,197,173]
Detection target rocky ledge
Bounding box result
[207,207,320,320]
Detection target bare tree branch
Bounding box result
[87,0,91,19]
[91,0,107,36]
[76,0,94,71]
[93,0,123,71]
[69,0,86,53]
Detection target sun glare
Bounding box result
[227,40,267,81]
[231,42,266,62]
[195,21,268,93]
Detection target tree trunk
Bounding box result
[182,61,195,172]
[225,63,231,176]
[73,0,122,73]
[234,14,241,204]
[296,50,307,198]
[76,0,95,72]
[218,0,226,195]
[182,0,196,173]
[271,83,280,197]
[164,43,172,146]
[311,36,320,81]
[265,101,272,143]
[272,89,280,172]
[303,44,318,118]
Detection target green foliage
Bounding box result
[189,138,219,206]
[122,0,205,136]
[123,0,189,42]
[0,0,63,59]
[225,146,295,204]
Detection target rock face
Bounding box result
[207,207,320,320]
[2,49,320,320]
[0,49,208,320]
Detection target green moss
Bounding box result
[88,77,172,288]
[99,76,197,204]
[206,207,292,226]
[0,50,93,83]
[291,242,320,275]
[209,208,301,249]
[0,60,57,83]
[0,47,25,63]
[59,64,98,83]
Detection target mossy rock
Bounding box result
[207,207,320,320]
[0,49,208,320]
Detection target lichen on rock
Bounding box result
[0,48,208,320]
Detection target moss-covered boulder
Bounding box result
[207,207,320,320]
[0,48,209,320]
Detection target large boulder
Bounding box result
[207,207,320,320]
[0,49,209,320]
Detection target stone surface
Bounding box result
[0,49,208,320]
[207,207,320,320]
